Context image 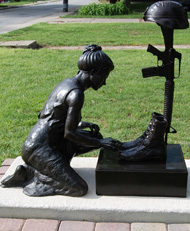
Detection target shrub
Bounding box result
[78,1,129,16]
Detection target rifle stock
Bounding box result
[147,44,164,60]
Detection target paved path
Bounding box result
[0,0,95,34]
[48,17,144,23]
[0,159,190,231]
[48,45,190,50]
[0,5,144,35]
[1,217,190,231]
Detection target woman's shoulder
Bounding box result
[66,88,84,108]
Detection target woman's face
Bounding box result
[90,70,110,91]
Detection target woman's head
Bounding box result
[77,44,114,73]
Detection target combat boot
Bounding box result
[119,113,167,161]
[121,112,164,150]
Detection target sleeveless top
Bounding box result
[38,78,82,145]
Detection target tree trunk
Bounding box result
[110,0,117,3]
[123,0,131,9]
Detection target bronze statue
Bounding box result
[1,44,121,197]
[119,1,189,162]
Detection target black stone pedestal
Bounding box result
[96,144,188,197]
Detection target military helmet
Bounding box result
[143,1,189,29]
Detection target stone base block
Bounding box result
[0,155,190,223]
[96,144,187,197]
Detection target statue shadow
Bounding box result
[73,167,102,199]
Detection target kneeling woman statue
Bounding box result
[2,44,121,197]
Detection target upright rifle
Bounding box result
[142,26,182,144]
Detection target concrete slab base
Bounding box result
[0,157,190,223]
[0,40,38,49]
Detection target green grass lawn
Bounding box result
[0,23,190,46]
[1,48,190,164]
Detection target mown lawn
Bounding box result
[1,48,190,164]
[0,23,190,46]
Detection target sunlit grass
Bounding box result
[0,48,190,164]
[0,23,190,46]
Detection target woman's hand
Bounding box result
[100,137,123,151]
[88,123,100,136]
[78,121,100,135]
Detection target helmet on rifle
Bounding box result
[143,1,189,29]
